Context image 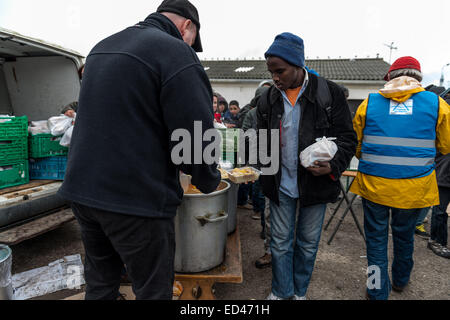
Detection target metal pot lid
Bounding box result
[0,245,12,263]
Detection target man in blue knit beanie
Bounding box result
[257,32,357,300]
[265,32,305,68]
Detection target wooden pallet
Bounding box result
[64,226,243,301]
[0,180,56,196]
[0,208,75,245]
[175,226,243,300]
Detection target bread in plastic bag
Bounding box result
[300,137,338,168]
[47,115,73,136]
[59,125,74,147]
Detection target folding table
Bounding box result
[324,170,366,245]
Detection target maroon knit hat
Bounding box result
[384,56,421,81]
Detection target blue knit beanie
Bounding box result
[264,32,305,68]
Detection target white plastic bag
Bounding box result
[28,120,51,135]
[300,137,338,168]
[47,115,73,136]
[59,125,74,147]
[214,121,227,129]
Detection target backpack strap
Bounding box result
[316,76,332,124]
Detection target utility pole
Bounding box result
[384,42,398,64]
[440,63,450,87]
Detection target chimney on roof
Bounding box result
[376,53,380,58]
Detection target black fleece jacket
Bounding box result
[256,73,357,207]
[58,13,220,218]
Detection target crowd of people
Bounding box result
[57,0,449,301]
[214,35,450,301]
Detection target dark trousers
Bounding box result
[71,202,175,300]
[252,179,266,227]
[431,187,450,246]
[238,183,251,206]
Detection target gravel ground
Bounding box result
[9,196,450,300]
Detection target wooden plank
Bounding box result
[178,279,215,300]
[0,180,56,196]
[175,226,243,284]
[64,285,182,300]
[0,208,75,245]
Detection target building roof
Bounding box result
[201,58,391,82]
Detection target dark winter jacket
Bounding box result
[242,107,257,132]
[256,73,357,207]
[426,88,450,188]
[238,86,269,128]
[436,153,450,188]
[223,112,240,128]
[58,13,220,218]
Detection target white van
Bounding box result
[0,28,83,240]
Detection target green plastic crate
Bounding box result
[0,116,28,139]
[221,151,236,165]
[218,128,240,152]
[0,160,29,190]
[29,133,69,158]
[0,137,28,163]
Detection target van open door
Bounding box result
[0,28,84,243]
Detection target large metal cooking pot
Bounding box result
[227,181,239,234]
[175,181,230,273]
[0,245,14,300]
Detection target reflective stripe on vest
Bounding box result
[363,135,436,149]
[361,154,435,167]
[358,91,439,179]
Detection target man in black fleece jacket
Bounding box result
[58,0,220,300]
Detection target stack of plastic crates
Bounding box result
[28,132,69,181]
[218,128,240,167]
[0,116,29,189]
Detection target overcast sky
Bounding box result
[1,0,449,86]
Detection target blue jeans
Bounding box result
[416,207,430,227]
[431,187,449,246]
[270,191,326,298]
[362,199,419,300]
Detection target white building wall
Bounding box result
[212,80,384,107]
[211,81,260,107]
[335,81,384,100]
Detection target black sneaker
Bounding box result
[428,241,450,259]
[255,253,272,269]
[260,230,266,240]
[415,224,430,240]
[392,283,408,293]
